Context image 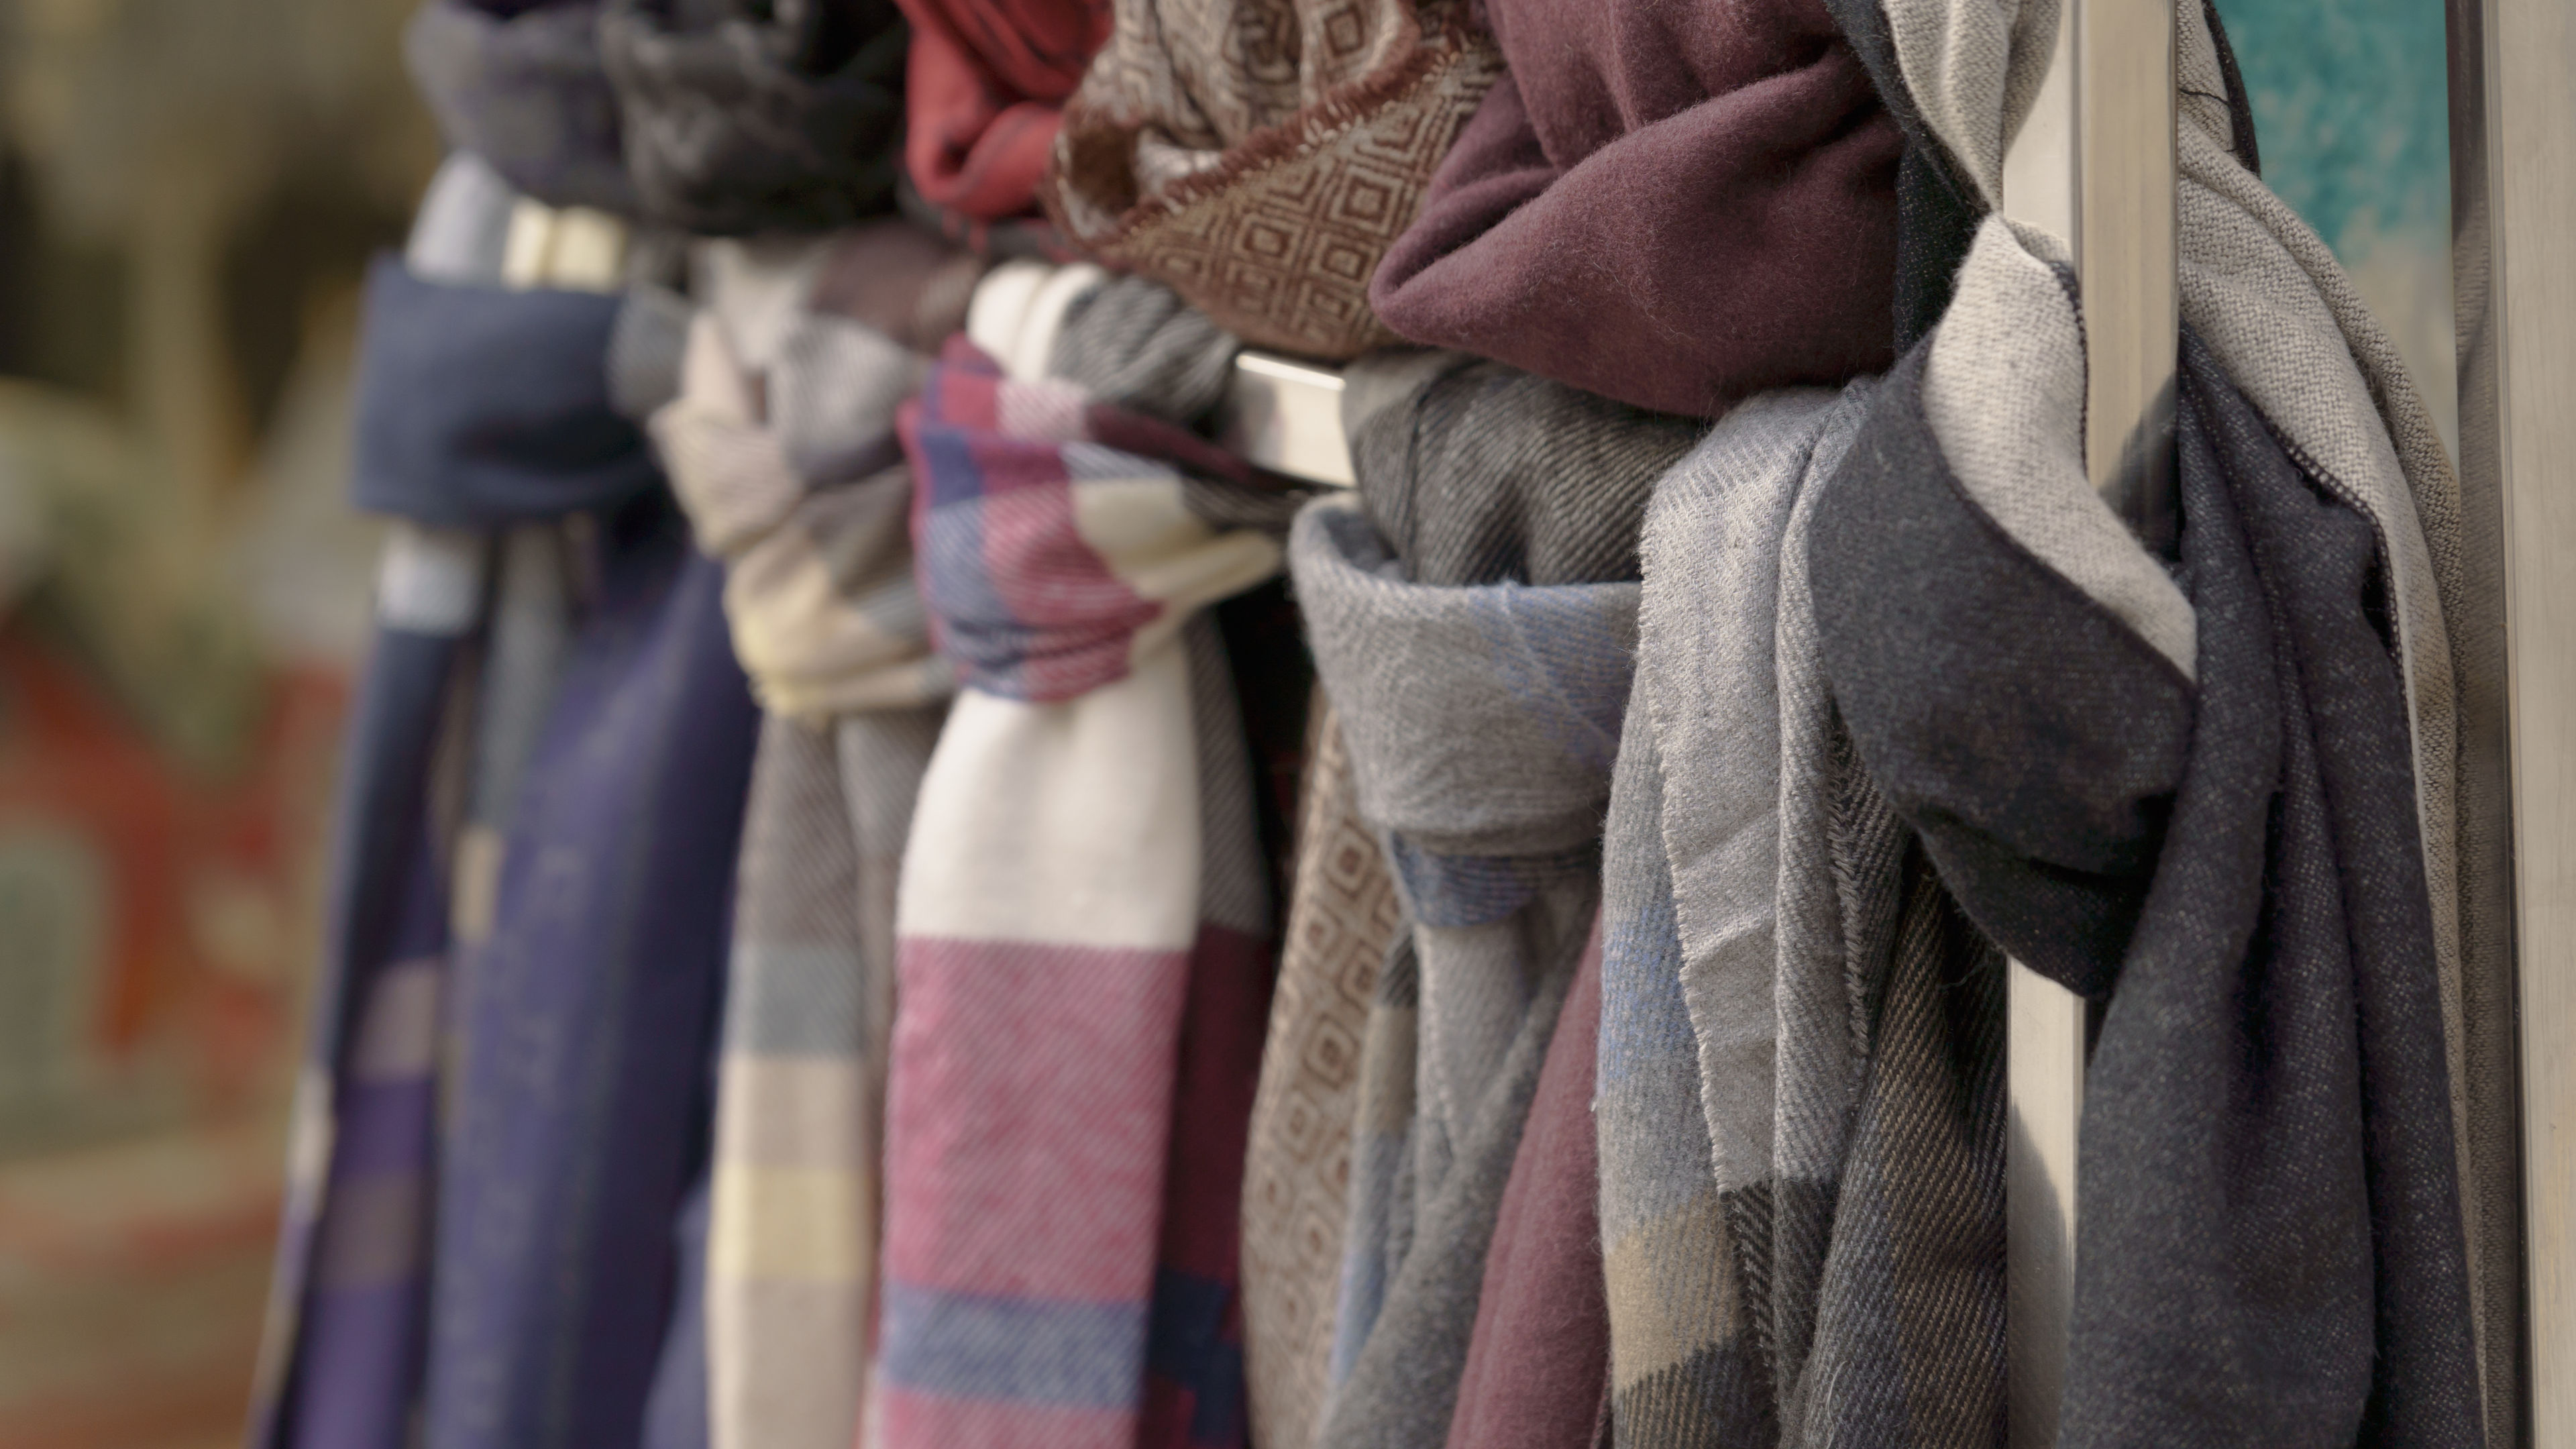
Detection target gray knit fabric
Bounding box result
[1050,274,1242,427]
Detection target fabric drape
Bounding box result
[1368,0,1901,417]
[647,221,977,1449]
[894,0,1109,223]
[1598,380,2008,1448]
[1805,0,2489,1438]
[875,275,1287,1449]
[407,1,643,216]
[599,0,911,234]
[1043,0,1499,359]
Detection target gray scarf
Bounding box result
[1289,356,1701,1449]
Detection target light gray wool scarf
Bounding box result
[1290,352,1703,1449]
[1597,382,2007,1447]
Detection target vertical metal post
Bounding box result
[2452,0,2576,1438]
[1997,0,2175,1441]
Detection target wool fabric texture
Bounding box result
[1043,0,1500,359]
[1284,472,1625,1449]
[1809,0,2495,1436]
[895,0,1110,222]
[877,274,1287,1449]
[1237,701,1402,1449]
[599,0,910,234]
[1441,915,1609,1449]
[407,0,642,215]
[1366,0,1902,418]
[648,223,973,1449]
[1598,380,2009,1448]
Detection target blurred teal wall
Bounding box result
[2212,0,2457,453]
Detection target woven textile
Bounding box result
[877,280,1289,1449]
[1287,496,1620,1449]
[1441,916,1609,1449]
[894,0,1110,221]
[1043,0,1499,359]
[599,0,910,234]
[1806,0,2492,1435]
[649,224,973,1449]
[1600,380,2008,1447]
[1368,0,1900,417]
[407,1,641,215]
[1238,702,1402,1449]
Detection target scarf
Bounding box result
[1044,0,1500,360]
[1808,0,2486,1438]
[1367,0,1900,418]
[875,273,1287,1449]
[407,1,641,216]
[1236,700,1401,1449]
[598,0,910,235]
[894,0,1109,223]
[646,222,977,1449]
[255,153,753,1449]
[1440,917,1609,1449]
[1282,354,1696,1447]
[1599,380,2008,1448]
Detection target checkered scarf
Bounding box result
[875,283,1292,1449]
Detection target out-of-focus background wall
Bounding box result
[0,3,431,1444]
[0,1,2460,1445]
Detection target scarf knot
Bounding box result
[903,335,1283,702]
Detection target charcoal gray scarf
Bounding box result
[407,1,641,215]
[599,0,909,233]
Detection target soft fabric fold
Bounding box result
[877,276,1287,1449]
[1368,0,1902,417]
[1804,0,2489,1434]
[1044,0,1501,359]
[648,222,973,1449]
[599,0,911,234]
[407,0,642,215]
[894,0,1109,223]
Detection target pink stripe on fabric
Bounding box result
[1155,924,1273,1280]
[876,1386,1135,1449]
[885,935,1195,1301]
[976,484,1159,699]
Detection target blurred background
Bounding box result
[0,0,2455,1444]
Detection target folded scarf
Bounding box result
[1441,914,1609,1449]
[1368,0,1901,418]
[877,274,1287,1449]
[1600,380,2008,1448]
[647,222,973,1449]
[1236,700,1402,1449]
[599,0,910,234]
[1044,0,1500,360]
[894,0,1109,222]
[407,1,642,215]
[1807,0,2485,1438]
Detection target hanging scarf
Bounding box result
[894,0,1108,225]
[1279,355,1698,1449]
[1596,380,2011,1448]
[1807,0,2487,1440]
[646,221,978,1449]
[407,1,642,215]
[875,273,1289,1449]
[1236,699,1401,1449]
[1043,0,1499,360]
[598,0,910,234]
[1367,0,1900,418]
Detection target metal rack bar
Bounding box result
[1996,0,2176,1440]
[2451,0,2575,1438]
